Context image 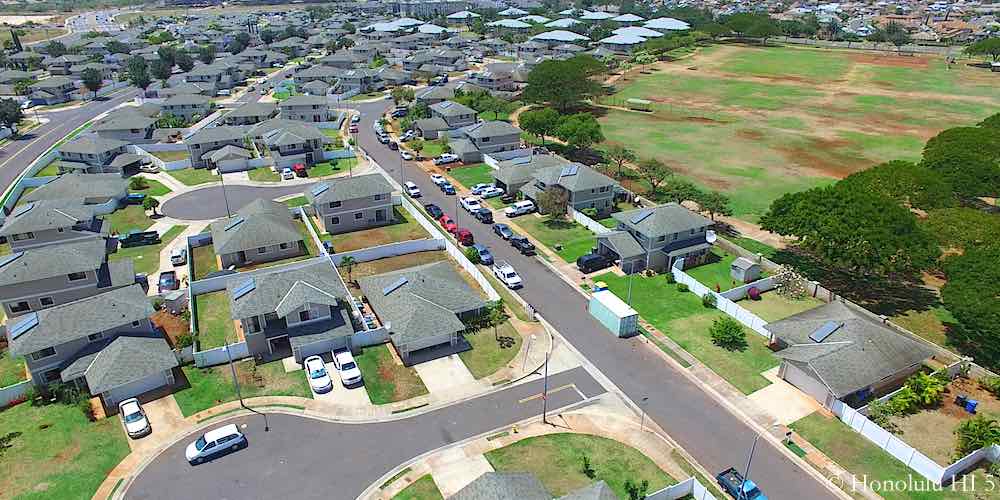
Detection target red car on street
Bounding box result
[438,214,457,234]
[456,228,474,246]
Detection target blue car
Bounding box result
[470,244,494,265]
[440,182,456,195]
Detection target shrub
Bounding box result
[175,333,194,348]
[129,176,149,190]
[77,398,95,421]
[702,293,717,309]
[905,371,948,407]
[665,273,675,284]
[866,399,899,432]
[580,455,596,479]
[676,283,689,293]
[980,376,1000,397]
[464,246,480,264]
[582,207,598,218]
[955,416,1000,458]
[887,386,920,415]
[710,317,747,351]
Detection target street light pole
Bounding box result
[522,334,535,372]
[224,343,269,431]
[219,168,232,218]
[639,396,649,432]
[541,350,550,425]
[741,433,761,500]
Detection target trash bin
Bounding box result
[956,395,968,407]
[966,399,979,414]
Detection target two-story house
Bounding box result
[0,200,104,252]
[23,173,128,208]
[161,93,213,122]
[292,65,343,86]
[448,120,521,163]
[320,51,367,69]
[227,260,357,362]
[519,163,619,216]
[271,37,306,57]
[43,54,89,75]
[92,108,158,144]
[57,136,144,175]
[186,126,247,169]
[340,68,383,93]
[224,102,277,126]
[209,199,307,270]
[185,63,240,90]
[415,100,478,139]
[596,203,714,274]
[0,237,135,318]
[29,76,77,105]
[6,284,177,406]
[278,95,332,123]
[306,173,396,235]
[250,119,328,167]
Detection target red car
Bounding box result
[292,163,307,177]
[456,228,474,246]
[438,214,457,234]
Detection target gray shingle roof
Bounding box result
[358,261,487,347]
[611,203,712,239]
[0,236,106,287]
[8,284,153,355]
[163,93,212,106]
[598,231,645,260]
[92,109,157,131]
[59,136,128,155]
[84,335,178,394]
[187,125,247,145]
[451,472,550,500]
[279,94,329,107]
[227,101,277,119]
[769,301,934,398]
[24,173,127,203]
[305,173,393,204]
[495,154,570,186]
[558,481,619,500]
[532,164,617,193]
[430,100,476,117]
[227,260,347,319]
[210,199,303,255]
[0,200,96,236]
[462,121,520,139]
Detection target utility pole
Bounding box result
[224,343,269,431]
[639,396,649,432]
[541,350,550,425]
[219,168,232,218]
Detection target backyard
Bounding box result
[173,360,313,416]
[167,167,220,186]
[446,163,494,191]
[311,157,357,177]
[104,204,154,234]
[191,244,219,280]
[354,344,428,405]
[0,401,129,500]
[684,248,746,292]
[339,250,449,288]
[738,292,824,322]
[110,225,186,276]
[131,178,172,197]
[195,291,235,350]
[458,321,523,379]
[599,44,1000,223]
[593,272,779,394]
[150,150,190,162]
[485,433,675,498]
[0,347,25,387]
[514,215,596,263]
[324,208,428,252]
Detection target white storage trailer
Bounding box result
[588,289,639,337]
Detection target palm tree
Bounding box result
[487,300,509,341]
[340,256,357,285]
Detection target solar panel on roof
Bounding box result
[440,101,452,108]
[311,183,330,196]
[11,202,35,218]
[629,209,653,225]
[0,252,24,268]
[224,216,245,231]
[560,164,579,177]
[809,321,843,343]
[382,277,408,296]
[9,312,38,340]
[232,278,256,300]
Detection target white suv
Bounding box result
[460,196,481,212]
[303,355,333,393]
[186,424,247,465]
[504,200,536,217]
[332,349,363,386]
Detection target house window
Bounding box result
[40,297,53,306]
[299,309,311,322]
[67,272,87,281]
[29,347,56,361]
[257,247,267,254]
[43,369,61,382]
[12,232,34,241]
[10,301,29,313]
[354,212,363,220]
[657,236,665,242]
[132,320,141,328]
[88,332,104,342]
[57,227,64,232]
[279,243,289,250]
[330,216,340,225]
[329,201,341,208]
[373,194,385,201]
[672,234,678,241]
[481,136,490,143]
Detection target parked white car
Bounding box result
[480,186,505,198]
[281,168,295,180]
[400,150,414,161]
[170,246,187,266]
[470,183,492,195]
[118,398,151,439]
[492,261,523,289]
[332,349,363,386]
[404,181,422,198]
[430,174,447,186]
[186,424,247,465]
[460,196,482,212]
[139,164,161,173]
[433,153,459,165]
[303,355,333,393]
[504,200,536,217]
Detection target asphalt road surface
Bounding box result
[350,100,839,500]
[126,367,605,500]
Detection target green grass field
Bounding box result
[458,322,522,379]
[195,291,235,350]
[132,179,172,197]
[104,205,154,234]
[167,168,220,186]
[600,44,1000,223]
[515,216,595,263]
[447,163,494,190]
[392,474,443,500]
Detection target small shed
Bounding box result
[731,257,761,283]
[626,98,652,112]
[588,289,639,338]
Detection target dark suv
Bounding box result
[474,208,493,224]
[509,235,536,255]
[576,253,613,273]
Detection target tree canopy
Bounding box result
[963,37,1000,62]
[838,160,956,210]
[554,112,604,151]
[942,245,1000,369]
[921,124,1000,199]
[519,107,561,145]
[523,55,602,112]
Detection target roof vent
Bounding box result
[9,312,38,340]
[629,209,653,225]
[809,321,843,343]
[382,277,408,296]
[232,277,256,300]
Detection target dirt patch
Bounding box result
[772,136,867,179]
[152,310,189,347]
[736,128,765,141]
[849,52,930,69]
[894,377,1000,463]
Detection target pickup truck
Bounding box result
[492,261,523,289]
[716,468,768,500]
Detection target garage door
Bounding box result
[103,371,170,406]
[782,362,830,404]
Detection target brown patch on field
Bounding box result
[736,128,765,140]
[152,310,188,347]
[772,137,866,179]
[848,52,930,69]
[52,441,81,464]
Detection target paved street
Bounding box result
[126,367,605,500]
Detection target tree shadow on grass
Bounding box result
[770,247,940,317]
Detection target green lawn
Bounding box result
[458,322,523,379]
[485,433,675,498]
[131,178,172,197]
[420,141,447,159]
[349,91,385,101]
[593,272,778,394]
[684,248,745,291]
[248,167,281,182]
[311,157,356,177]
[728,237,777,259]
[0,402,130,500]
[34,160,61,177]
[393,474,443,500]
[167,168,220,186]
[0,348,26,388]
[354,344,428,405]
[327,208,428,252]
[891,306,957,349]
[321,128,340,141]
[195,291,235,350]
[103,204,154,234]
[173,361,313,417]
[739,293,823,323]
[110,225,186,276]
[151,150,190,162]
[515,216,595,263]
[285,196,309,208]
[192,244,219,280]
[447,163,494,190]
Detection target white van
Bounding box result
[404,181,421,198]
[504,200,535,217]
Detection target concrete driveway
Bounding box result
[124,396,187,454]
[413,354,478,397]
[748,367,822,425]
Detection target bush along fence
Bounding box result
[671,258,772,339]
[569,206,612,235]
[0,380,32,409]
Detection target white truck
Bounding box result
[492,261,523,289]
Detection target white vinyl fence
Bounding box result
[671,260,771,339]
[569,206,612,235]
[328,238,443,265]
[0,380,32,408]
[194,341,250,367]
[131,144,192,171]
[646,477,718,500]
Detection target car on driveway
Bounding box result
[400,150,413,160]
[470,244,494,265]
[332,349,363,386]
[480,186,504,198]
[510,235,536,255]
[158,271,179,293]
[470,183,492,195]
[349,124,359,133]
[433,153,459,165]
[292,163,308,177]
[186,424,247,465]
[439,214,457,233]
[281,168,295,181]
[304,355,333,394]
[170,246,187,266]
[504,200,536,217]
[424,203,444,219]
[577,253,613,273]
[460,196,481,212]
[493,223,513,239]
[351,114,361,124]
[119,398,151,439]
[430,174,447,186]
